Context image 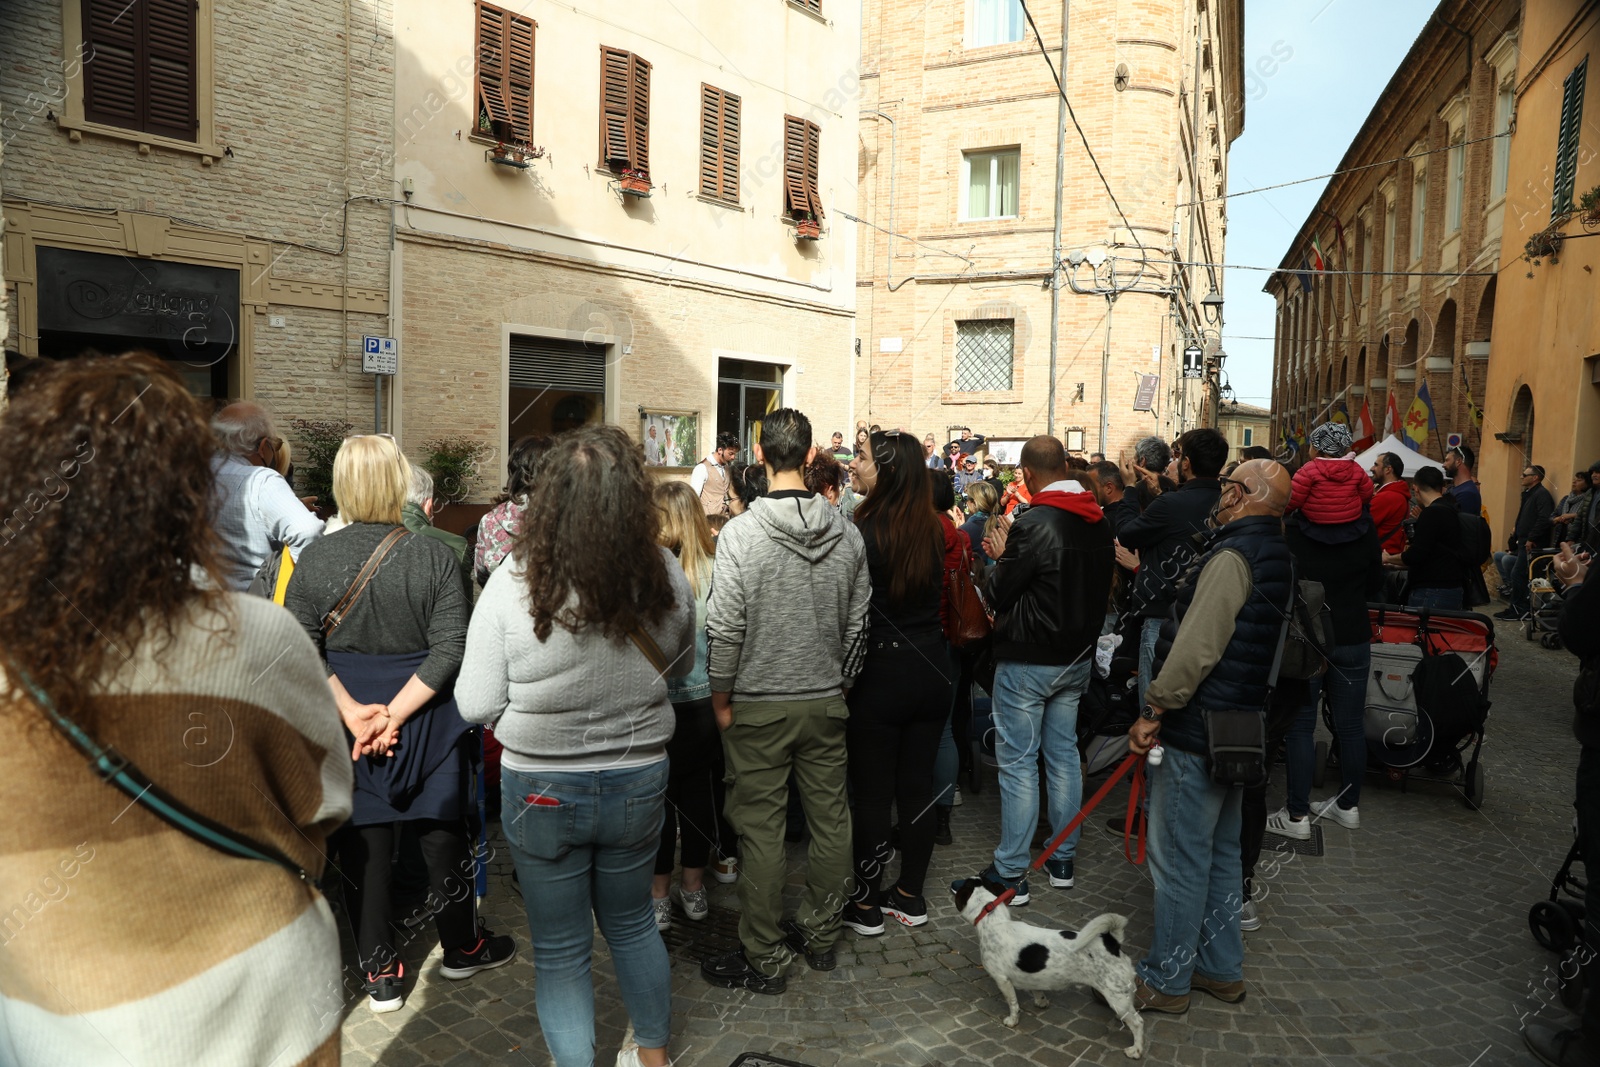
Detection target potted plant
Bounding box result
[489,141,543,169]
[619,167,652,197]
[1580,185,1600,225]
[794,210,821,240]
[288,417,354,516]
[422,434,493,505]
[1525,227,1564,263]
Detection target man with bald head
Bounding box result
[954,436,1113,901]
[1125,459,1294,1015]
[210,401,324,591]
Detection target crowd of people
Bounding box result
[2,347,1574,1066]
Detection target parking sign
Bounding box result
[362,336,398,375]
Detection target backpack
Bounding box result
[1277,579,1333,682]
[1457,511,1492,569]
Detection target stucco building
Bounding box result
[2,0,395,424]
[855,0,1242,456]
[1267,1,1521,469]
[390,0,859,493]
[1216,399,1269,459]
[1478,2,1600,538]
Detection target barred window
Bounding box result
[954,319,1014,392]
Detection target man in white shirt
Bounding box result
[690,431,742,517]
[645,424,664,466]
[210,403,325,590]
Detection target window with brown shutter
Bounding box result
[783,115,823,219]
[80,0,197,141]
[599,47,652,177]
[474,1,536,146]
[699,85,741,203]
[793,0,822,12]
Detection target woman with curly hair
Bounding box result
[285,434,515,1013]
[474,433,543,585]
[458,425,694,1067]
[0,353,351,1066]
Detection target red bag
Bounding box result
[944,541,992,648]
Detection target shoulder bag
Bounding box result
[944,539,993,648]
[321,528,408,637]
[1200,575,1295,789]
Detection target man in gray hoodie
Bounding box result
[701,408,872,994]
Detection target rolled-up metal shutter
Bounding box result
[509,334,607,392]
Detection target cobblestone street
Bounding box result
[339,617,1575,1067]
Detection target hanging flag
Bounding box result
[1298,253,1314,293]
[1353,398,1376,450]
[1460,364,1485,428]
[1403,381,1437,447]
[1331,399,1349,425]
[1384,389,1401,439]
[1311,233,1327,272]
[1281,429,1298,457]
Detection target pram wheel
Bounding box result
[1464,760,1485,810]
[1531,899,1580,952]
[1313,740,1329,788]
[1543,633,1564,650]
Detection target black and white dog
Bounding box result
[952,877,1144,1059]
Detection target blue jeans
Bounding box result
[1285,642,1370,816]
[1407,585,1463,611]
[934,709,958,809]
[990,659,1091,878]
[1495,547,1530,612]
[1137,616,1163,706]
[1137,746,1245,995]
[501,762,672,1067]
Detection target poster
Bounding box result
[641,411,699,468]
[985,438,1029,466]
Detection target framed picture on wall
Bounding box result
[985,438,1029,467]
[640,409,700,469]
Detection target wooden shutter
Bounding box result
[630,54,651,176]
[505,13,535,145]
[803,118,823,220]
[475,3,510,131]
[783,115,811,215]
[1554,58,1589,217]
[81,0,196,140]
[600,47,633,167]
[795,0,822,11]
[700,85,741,202]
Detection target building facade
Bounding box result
[1216,399,1269,459]
[2,0,395,424]
[1478,2,1600,537]
[391,0,859,496]
[856,0,1243,457]
[1268,0,1521,471]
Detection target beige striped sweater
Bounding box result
[0,593,354,1066]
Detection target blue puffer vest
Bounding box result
[1151,514,1294,755]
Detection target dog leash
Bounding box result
[974,752,1148,926]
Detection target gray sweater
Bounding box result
[706,490,871,701]
[455,549,695,766]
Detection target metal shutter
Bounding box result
[509,335,606,392]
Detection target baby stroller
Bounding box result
[1525,549,1565,649]
[1315,605,1495,809]
[1529,825,1589,1010]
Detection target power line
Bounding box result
[1176,259,1497,278]
[1015,0,1148,258]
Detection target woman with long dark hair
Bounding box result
[459,425,694,1067]
[0,353,352,1064]
[842,430,954,931]
[474,434,543,585]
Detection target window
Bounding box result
[1360,224,1373,308]
[717,359,784,464]
[509,335,606,451]
[1491,80,1514,201]
[1243,428,1254,447]
[1445,132,1465,234]
[1383,200,1396,277]
[80,0,197,141]
[783,115,823,219]
[600,47,651,176]
[475,2,536,146]
[969,0,1024,47]
[954,319,1014,392]
[790,0,821,11]
[1554,57,1589,218]
[699,85,741,203]
[1410,168,1427,263]
[963,148,1020,220]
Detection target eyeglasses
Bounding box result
[1523,470,1537,478]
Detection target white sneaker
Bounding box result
[1265,808,1311,840]
[652,896,673,931]
[710,856,739,884]
[672,884,709,921]
[952,786,963,807]
[1311,797,1360,829]
[616,1046,670,1067]
[1239,898,1262,932]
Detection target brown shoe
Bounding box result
[1190,973,1247,1004]
[1134,977,1190,1014]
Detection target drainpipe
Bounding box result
[1047,0,1071,436]
[860,110,899,290]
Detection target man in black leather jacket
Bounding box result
[1117,428,1228,706]
[966,436,1113,899]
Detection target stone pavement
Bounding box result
[340,621,1580,1067]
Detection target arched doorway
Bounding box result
[1433,299,1458,432]
[1509,385,1535,468]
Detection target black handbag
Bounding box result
[1200,708,1269,788]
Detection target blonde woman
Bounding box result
[961,479,1001,566]
[285,435,515,1014]
[650,480,722,929]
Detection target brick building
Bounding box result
[856,0,1243,456]
[390,0,859,498]
[1267,0,1521,468]
[2,0,394,426]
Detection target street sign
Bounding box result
[1133,374,1160,411]
[1182,344,1204,380]
[362,335,399,375]
[1446,432,1463,449]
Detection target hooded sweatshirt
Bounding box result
[706,490,872,702]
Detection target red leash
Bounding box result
[973,752,1148,925]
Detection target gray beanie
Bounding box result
[1310,421,1353,457]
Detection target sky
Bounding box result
[1222,0,1438,409]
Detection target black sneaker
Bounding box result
[701,949,787,994]
[977,865,1030,906]
[1493,608,1522,621]
[780,918,836,971]
[364,962,405,1013]
[440,926,517,979]
[934,808,953,847]
[841,903,886,936]
[883,889,928,927]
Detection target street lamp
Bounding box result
[1201,289,1224,323]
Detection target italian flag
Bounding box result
[1310,234,1327,272]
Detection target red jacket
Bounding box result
[1287,456,1375,525]
[1370,478,1412,553]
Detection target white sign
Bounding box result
[879,337,903,353]
[362,335,398,375]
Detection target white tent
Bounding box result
[1350,434,1445,477]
